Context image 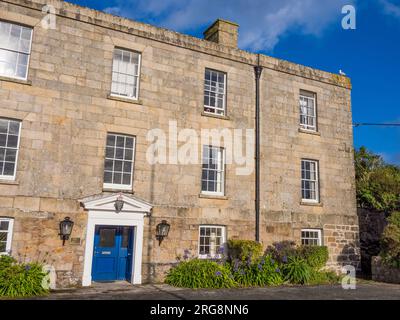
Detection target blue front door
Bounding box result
[92,225,134,282]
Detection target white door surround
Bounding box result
[80,193,152,287]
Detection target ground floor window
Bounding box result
[0,217,14,254]
[301,228,322,246]
[198,225,226,258]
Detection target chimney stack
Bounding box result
[203,19,239,48]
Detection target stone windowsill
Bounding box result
[0,75,32,86]
[102,188,134,194]
[298,128,321,136]
[300,201,323,207]
[199,193,228,200]
[201,111,230,121]
[0,179,19,185]
[107,94,143,105]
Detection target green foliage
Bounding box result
[227,240,263,262]
[165,259,237,289]
[0,255,49,298]
[230,255,284,287]
[355,146,400,212]
[282,256,312,285]
[380,211,400,268]
[166,240,332,288]
[265,241,328,271]
[299,246,329,270]
[264,240,298,264]
[308,271,341,285]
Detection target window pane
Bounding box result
[204,69,226,115]
[5,149,16,162]
[104,133,135,187]
[7,135,18,148]
[0,22,32,79]
[0,134,6,147]
[104,159,113,171]
[114,160,123,172]
[104,171,112,183]
[99,228,116,247]
[9,121,20,135]
[0,221,9,230]
[121,227,130,248]
[4,162,15,175]
[122,174,131,185]
[113,172,122,184]
[111,48,141,98]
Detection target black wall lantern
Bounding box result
[114,194,124,213]
[59,217,74,246]
[156,220,170,245]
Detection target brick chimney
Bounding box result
[203,19,239,48]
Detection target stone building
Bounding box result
[0,0,359,288]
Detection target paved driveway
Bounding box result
[36,281,400,300]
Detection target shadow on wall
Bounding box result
[357,208,387,277]
[338,243,361,272]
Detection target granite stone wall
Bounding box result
[0,0,358,287]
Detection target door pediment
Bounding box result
[80,193,152,214]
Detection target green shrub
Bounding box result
[227,240,263,262]
[380,211,400,268]
[0,255,49,298]
[165,259,237,289]
[231,254,284,287]
[282,256,312,285]
[264,240,298,264]
[299,246,329,270]
[308,271,341,285]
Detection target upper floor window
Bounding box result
[301,229,322,246]
[299,90,317,131]
[201,145,225,195]
[111,48,141,100]
[301,159,319,202]
[199,225,226,259]
[0,21,32,80]
[0,218,14,255]
[204,68,226,116]
[0,118,21,180]
[103,133,135,190]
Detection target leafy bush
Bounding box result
[355,147,400,212]
[227,240,263,262]
[0,255,49,298]
[299,246,329,270]
[282,256,312,285]
[380,211,400,268]
[166,240,332,288]
[230,254,284,287]
[165,259,236,289]
[264,240,298,264]
[308,271,341,285]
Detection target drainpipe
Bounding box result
[254,54,263,243]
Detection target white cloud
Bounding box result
[380,0,400,18]
[102,0,355,51]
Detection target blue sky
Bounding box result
[67,0,400,165]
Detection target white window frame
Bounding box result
[0,118,22,181]
[0,217,14,255]
[198,225,226,259]
[203,68,227,116]
[299,90,317,131]
[103,133,135,191]
[0,20,33,81]
[110,47,141,101]
[301,159,319,203]
[301,228,322,246]
[201,146,225,196]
